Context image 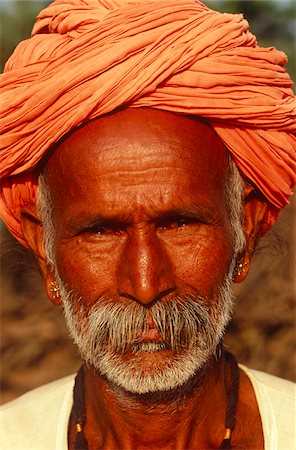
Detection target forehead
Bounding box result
[44,108,229,216]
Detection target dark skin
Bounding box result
[20,108,267,449]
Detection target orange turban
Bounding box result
[1,0,295,246]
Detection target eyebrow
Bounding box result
[64,215,125,235]
[64,202,220,235]
[153,204,220,224]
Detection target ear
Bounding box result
[20,206,62,305]
[233,184,269,284]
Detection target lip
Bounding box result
[140,328,164,342]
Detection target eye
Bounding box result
[175,218,190,227]
[86,224,125,236]
[90,226,108,235]
[157,217,196,231]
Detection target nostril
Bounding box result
[153,287,176,303]
[119,292,141,303]
[117,229,176,305]
[119,286,176,306]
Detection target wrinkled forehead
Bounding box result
[44,108,229,190]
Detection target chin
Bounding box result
[58,269,234,395]
[89,343,216,394]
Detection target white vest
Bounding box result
[0,366,295,449]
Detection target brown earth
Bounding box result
[0,201,295,404]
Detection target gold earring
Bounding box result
[235,258,247,276]
[50,281,60,300]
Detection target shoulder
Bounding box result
[0,374,75,413]
[241,365,295,450]
[0,375,75,450]
[241,365,295,400]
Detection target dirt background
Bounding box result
[0,200,295,405]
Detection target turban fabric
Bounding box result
[0,0,295,246]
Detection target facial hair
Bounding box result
[57,272,234,394]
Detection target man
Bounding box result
[0,1,295,449]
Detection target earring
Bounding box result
[235,258,247,276]
[50,280,60,300]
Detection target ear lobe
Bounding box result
[20,206,47,276]
[242,184,269,256]
[233,254,250,283]
[233,185,268,284]
[20,206,62,306]
[44,275,62,306]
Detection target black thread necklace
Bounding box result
[69,351,240,450]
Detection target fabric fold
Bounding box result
[0,0,295,246]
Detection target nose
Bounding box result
[117,226,176,305]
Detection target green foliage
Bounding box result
[0,1,49,70]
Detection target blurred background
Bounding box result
[0,0,295,404]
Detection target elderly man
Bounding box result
[0,0,295,449]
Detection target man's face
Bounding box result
[42,108,238,393]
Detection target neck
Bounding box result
[81,356,228,449]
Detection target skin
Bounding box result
[20,108,267,449]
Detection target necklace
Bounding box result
[220,351,240,449]
[69,351,240,449]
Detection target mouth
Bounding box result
[135,312,166,343]
[139,328,164,342]
[131,328,166,352]
[132,341,168,353]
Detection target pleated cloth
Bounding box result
[0,0,295,245]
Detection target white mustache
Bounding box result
[60,276,234,393]
[77,294,217,354]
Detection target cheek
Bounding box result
[55,242,120,304]
[164,229,234,298]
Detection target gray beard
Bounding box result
[57,271,234,394]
